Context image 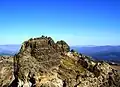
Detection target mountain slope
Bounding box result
[0,36,120,87]
[12,36,120,87]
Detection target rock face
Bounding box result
[0,36,120,87]
[14,36,70,87]
[0,56,14,87]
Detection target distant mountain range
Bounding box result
[0,44,120,63]
[71,46,120,63]
[0,45,21,56]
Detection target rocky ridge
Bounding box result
[0,36,120,87]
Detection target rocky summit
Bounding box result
[0,36,120,87]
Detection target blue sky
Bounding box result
[0,0,120,46]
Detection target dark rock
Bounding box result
[56,40,70,52]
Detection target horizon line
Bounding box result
[0,44,120,47]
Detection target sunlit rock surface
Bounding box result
[0,56,14,87]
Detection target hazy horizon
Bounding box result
[0,44,120,47]
[0,0,120,45]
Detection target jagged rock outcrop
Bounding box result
[0,36,120,87]
[14,36,70,87]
